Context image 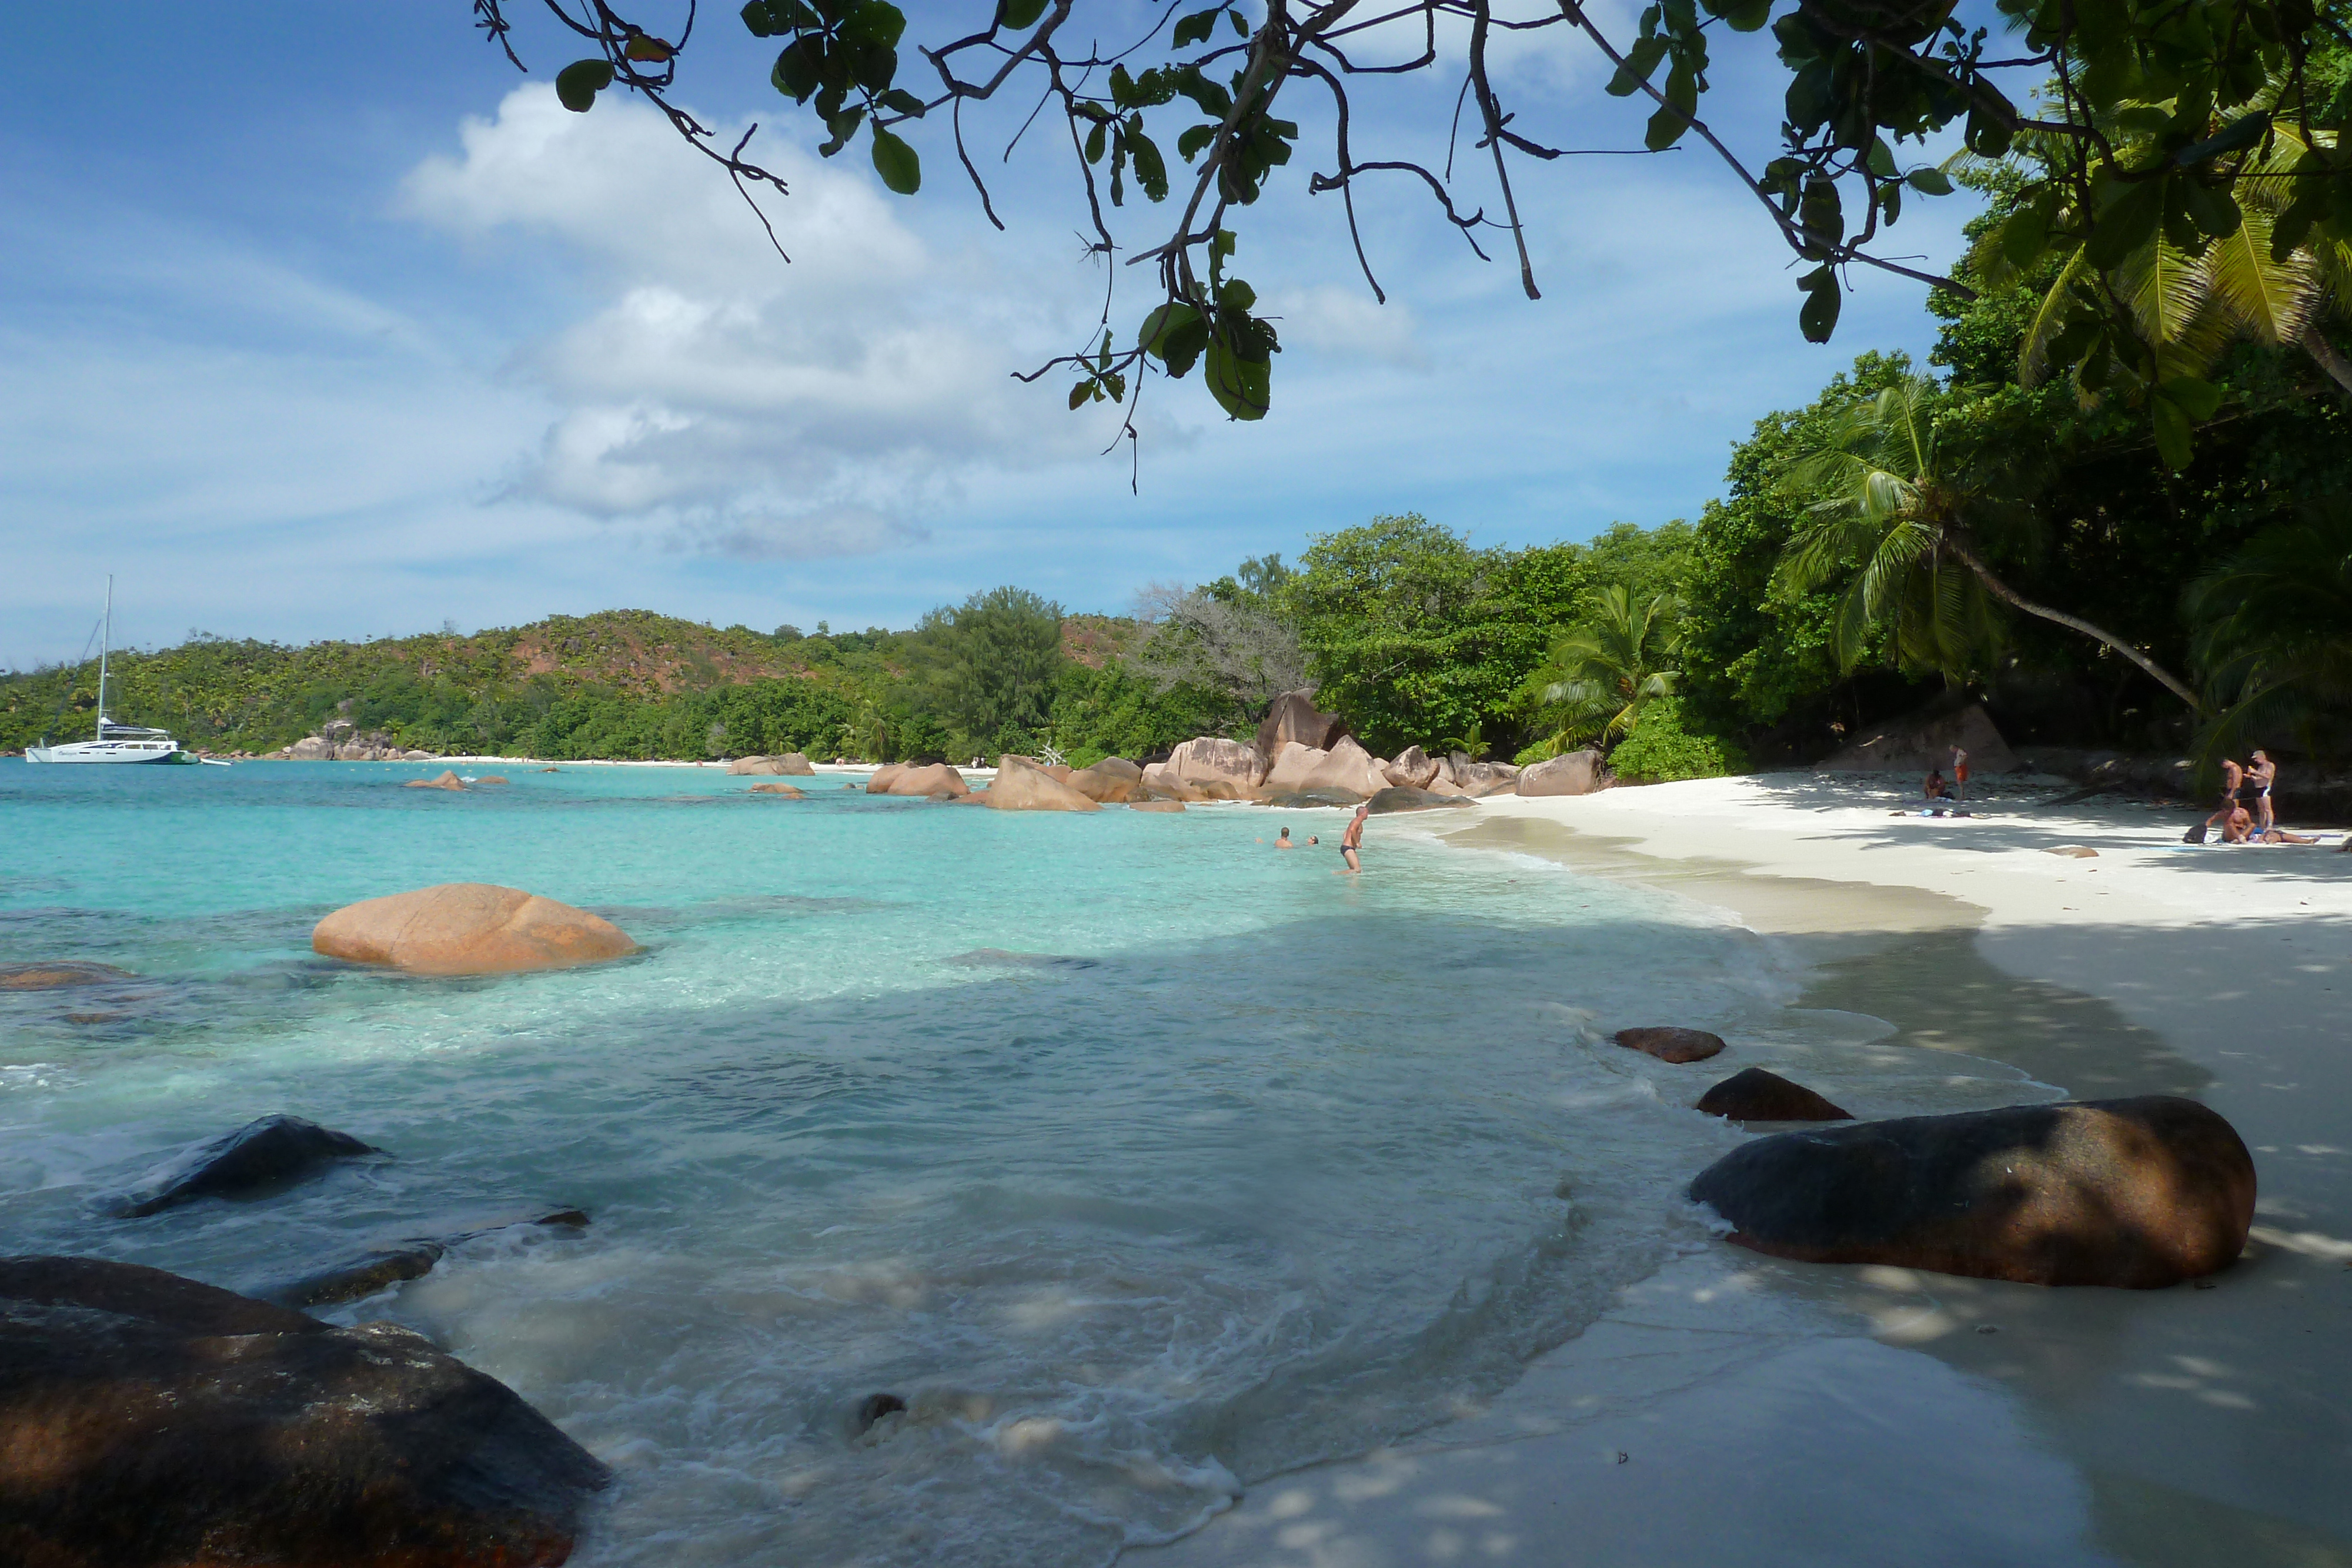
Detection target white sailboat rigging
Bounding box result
[26,579,219,765]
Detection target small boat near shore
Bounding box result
[26,578,222,766]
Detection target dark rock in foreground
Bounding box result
[1366,787,1476,815]
[1695,1067,1852,1122]
[0,962,135,991]
[103,1114,380,1219]
[1688,1095,2256,1288]
[0,1256,609,1567]
[1614,1027,1726,1064]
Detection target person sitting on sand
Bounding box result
[1923,768,1954,801]
[2221,802,2255,844]
[1275,827,1294,850]
[2202,757,2246,840]
[1338,804,1368,874]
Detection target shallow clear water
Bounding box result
[0,760,2019,1565]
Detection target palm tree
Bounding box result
[1775,376,2202,708]
[1518,585,1679,755]
[2186,503,2352,764]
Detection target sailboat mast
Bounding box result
[96,575,112,741]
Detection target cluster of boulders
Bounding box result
[727,752,815,775]
[266,718,436,762]
[1611,1026,2257,1289]
[1127,691,1610,807]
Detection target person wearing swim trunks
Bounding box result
[2248,749,2277,835]
[1338,804,1368,873]
[2203,757,2244,840]
[1950,745,1970,803]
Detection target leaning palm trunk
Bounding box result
[1939,538,2202,709]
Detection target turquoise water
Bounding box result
[5,759,1910,1564]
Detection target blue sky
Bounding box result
[1,2,1982,666]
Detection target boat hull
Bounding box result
[26,744,196,765]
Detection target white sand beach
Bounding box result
[1137,771,2352,1568]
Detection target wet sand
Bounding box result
[1134,773,2352,1568]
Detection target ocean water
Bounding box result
[0,760,2028,1566]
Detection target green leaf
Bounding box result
[1230,8,1248,34]
[741,2,784,39]
[870,126,921,193]
[1085,121,1108,165]
[555,59,615,113]
[1177,123,1218,162]
[998,0,1048,28]
[771,39,821,101]
[1174,6,1220,46]
[2150,391,2193,469]
[1608,36,1669,97]
[2160,374,2224,422]
[1905,166,1953,196]
[1708,0,1770,31]
[1207,332,1271,420]
[1218,278,1257,311]
[880,88,927,117]
[1797,264,1840,343]
[817,106,865,158]
[1130,132,1169,202]
[2085,174,2166,269]
[840,0,907,49]
[1070,381,1094,412]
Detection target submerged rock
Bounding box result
[0,962,135,991]
[267,1209,590,1308]
[1688,1095,2257,1288]
[749,782,806,797]
[1264,788,1367,808]
[404,770,467,792]
[1366,787,1475,815]
[103,1115,380,1219]
[474,775,510,786]
[1128,800,1185,813]
[313,884,638,976]
[1695,1067,1852,1122]
[948,949,1101,971]
[0,1256,609,1567]
[1614,1027,1727,1064]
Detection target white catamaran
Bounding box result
[27,579,220,765]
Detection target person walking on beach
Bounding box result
[1338,804,1368,874]
[2248,749,2278,836]
[1950,745,1970,803]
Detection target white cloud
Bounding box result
[400,87,1108,560]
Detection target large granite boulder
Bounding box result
[1137,764,1208,801]
[1266,737,1388,797]
[1384,745,1439,789]
[1453,760,1522,797]
[1688,1096,2257,1288]
[1822,701,2019,774]
[1067,757,1142,803]
[1367,787,1475,815]
[1516,749,1610,797]
[404,771,467,792]
[266,1211,589,1309]
[870,763,967,798]
[1254,690,1348,758]
[102,1115,380,1219]
[1694,1068,1852,1122]
[0,1256,609,1567]
[313,885,637,977]
[1168,737,1265,792]
[1615,1027,1726,1064]
[0,962,135,991]
[727,755,789,775]
[285,736,333,761]
[987,756,1101,812]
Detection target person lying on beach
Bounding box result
[1338,805,1367,874]
[1275,828,1294,850]
[1923,769,1954,801]
[2259,826,2321,844]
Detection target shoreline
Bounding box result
[1135,771,2352,1567]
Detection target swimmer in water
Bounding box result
[1275,827,1294,849]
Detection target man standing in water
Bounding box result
[1338,804,1368,874]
